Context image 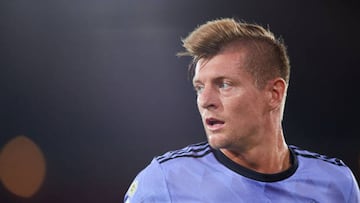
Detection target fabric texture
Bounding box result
[124,142,360,203]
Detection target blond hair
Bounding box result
[178,18,290,88]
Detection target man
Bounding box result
[124,18,360,202]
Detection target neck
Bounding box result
[220,130,290,174]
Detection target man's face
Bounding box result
[193,46,270,150]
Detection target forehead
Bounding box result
[193,45,250,82]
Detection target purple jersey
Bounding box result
[124,142,359,203]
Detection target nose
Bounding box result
[197,86,219,110]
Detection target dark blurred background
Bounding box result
[1,0,359,202]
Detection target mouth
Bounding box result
[205,117,225,131]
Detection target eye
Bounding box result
[194,85,204,95]
[219,82,231,89]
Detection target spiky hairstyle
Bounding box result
[178,18,290,88]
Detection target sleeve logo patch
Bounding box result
[128,179,139,198]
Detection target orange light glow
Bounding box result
[0,135,46,198]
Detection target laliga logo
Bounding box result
[0,135,46,198]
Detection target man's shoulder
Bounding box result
[155,141,212,164]
[289,145,360,201]
[289,145,346,167]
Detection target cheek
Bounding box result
[224,96,259,118]
[196,97,201,108]
[197,103,205,118]
[196,99,202,112]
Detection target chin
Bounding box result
[206,134,230,150]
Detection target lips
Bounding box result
[205,117,225,131]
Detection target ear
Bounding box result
[266,77,287,110]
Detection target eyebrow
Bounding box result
[192,76,230,86]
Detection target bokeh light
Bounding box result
[0,135,46,198]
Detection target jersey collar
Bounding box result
[212,146,298,182]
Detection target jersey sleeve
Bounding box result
[346,168,360,203]
[124,158,171,203]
